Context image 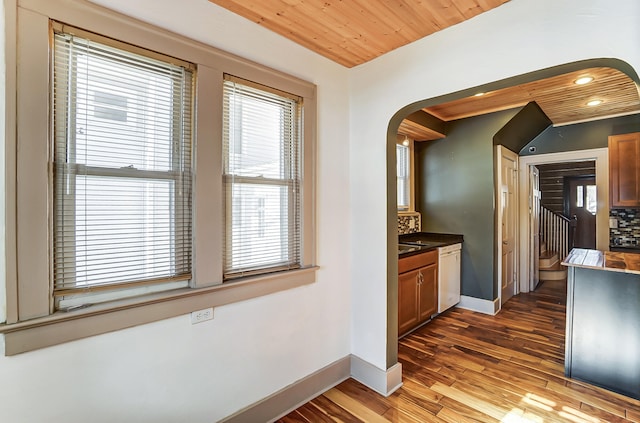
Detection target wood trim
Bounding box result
[3,0,19,324]
[16,7,51,321]
[192,65,224,289]
[1,267,318,355]
[220,355,351,423]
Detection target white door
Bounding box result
[497,146,518,306]
[530,166,541,290]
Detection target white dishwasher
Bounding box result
[438,243,461,313]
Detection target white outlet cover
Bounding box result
[190,307,214,324]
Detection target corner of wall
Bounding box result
[457,295,500,315]
[350,354,402,397]
[0,0,8,323]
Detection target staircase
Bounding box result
[538,206,571,282]
[539,241,568,281]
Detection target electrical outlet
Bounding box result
[409,219,415,229]
[191,307,214,324]
[609,218,618,229]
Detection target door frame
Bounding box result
[530,165,540,291]
[517,148,608,293]
[495,145,519,307]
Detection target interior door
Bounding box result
[530,166,541,290]
[566,177,597,249]
[498,146,518,305]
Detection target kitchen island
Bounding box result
[562,248,640,400]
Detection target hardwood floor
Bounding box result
[277,280,640,422]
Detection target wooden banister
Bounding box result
[540,205,572,261]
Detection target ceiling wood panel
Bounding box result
[208,0,510,68]
[398,119,445,141]
[208,2,640,138]
[423,67,640,126]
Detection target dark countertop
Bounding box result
[610,245,640,253]
[562,248,640,275]
[398,232,463,258]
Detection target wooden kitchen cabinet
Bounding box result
[398,249,438,336]
[609,132,640,208]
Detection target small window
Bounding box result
[576,185,584,207]
[52,27,194,308]
[222,76,302,280]
[586,185,597,214]
[397,143,410,211]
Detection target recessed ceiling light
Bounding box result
[587,99,603,107]
[575,76,594,85]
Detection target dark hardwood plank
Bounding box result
[276,279,640,423]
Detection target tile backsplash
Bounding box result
[610,209,640,246]
[398,213,421,235]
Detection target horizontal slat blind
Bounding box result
[397,144,409,210]
[222,76,302,279]
[52,28,193,295]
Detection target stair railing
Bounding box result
[539,205,572,261]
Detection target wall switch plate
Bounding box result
[409,219,415,229]
[191,307,214,324]
[609,218,618,229]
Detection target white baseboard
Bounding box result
[221,356,351,423]
[221,354,404,422]
[456,295,500,315]
[350,355,403,397]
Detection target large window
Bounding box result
[52,26,194,307]
[3,1,316,355]
[222,77,302,279]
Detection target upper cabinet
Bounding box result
[609,132,640,208]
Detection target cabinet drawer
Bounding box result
[399,249,438,273]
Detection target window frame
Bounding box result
[51,25,195,306]
[222,76,303,280]
[396,135,415,213]
[0,0,317,355]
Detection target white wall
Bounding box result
[0,0,7,323]
[349,0,640,369]
[0,0,351,421]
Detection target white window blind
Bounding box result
[397,144,409,210]
[52,26,194,299]
[222,76,302,280]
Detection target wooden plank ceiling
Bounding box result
[208,0,510,68]
[208,1,640,141]
[410,67,640,141]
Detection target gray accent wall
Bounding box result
[521,114,640,155]
[415,109,519,300]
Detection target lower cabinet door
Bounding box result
[398,269,419,335]
[418,263,437,321]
